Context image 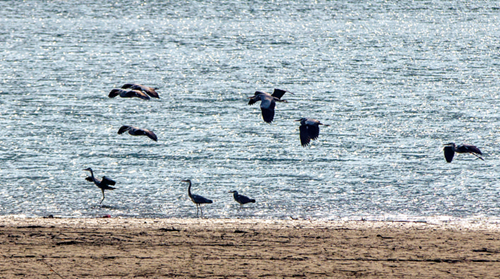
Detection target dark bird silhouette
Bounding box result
[295,118,330,147]
[83,168,116,204]
[228,190,255,206]
[121,83,160,99]
[181,179,213,216]
[248,89,291,123]
[443,143,484,163]
[118,125,158,141]
[108,89,150,100]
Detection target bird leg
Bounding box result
[100,189,105,204]
[472,153,484,161]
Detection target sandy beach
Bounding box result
[1,217,500,278]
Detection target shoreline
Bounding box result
[2,217,500,278]
[2,216,500,231]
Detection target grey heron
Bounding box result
[118,125,158,141]
[181,179,213,216]
[121,83,160,99]
[108,89,150,100]
[228,190,255,206]
[248,89,292,123]
[83,168,116,204]
[295,118,330,147]
[443,143,484,163]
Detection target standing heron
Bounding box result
[121,83,160,99]
[443,143,484,163]
[83,168,117,204]
[228,190,255,206]
[108,89,150,100]
[248,89,292,123]
[118,125,158,141]
[295,118,330,147]
[181,179,213,216]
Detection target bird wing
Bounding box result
[248,97,259,105]
[299,125,311,146]
[108,89,122,98]
[261,106,275,123]
[101,176,116,186]
[117,125,130,134]
[248,92,262,105]
[258,95,275,123]
[192,194,213,204]
[121,83,135,89]
[271,88,287,99]
[463,145,482,155]
[308,124,320,140]
[131,90,151,100]
[238,194,255,204]
[144,129,158,141]
[123,83,160,98]
[101,185,116,190]
[143,87,160,99]
[85,176,94,182]
[443,146,455,163]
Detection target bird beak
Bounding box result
[294,119,301,121]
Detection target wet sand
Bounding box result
[1,217,500,278]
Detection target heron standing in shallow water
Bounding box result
[228,190,255,206]
[83,168,117,204]
[181,179,213,216]
[248,89,292,123]
[443,143,484,163]
[118,125,158,141]
[295,118,330,147]
[121,83,160,99]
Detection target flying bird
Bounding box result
[443,143,484,163]
[108,89,150,100]
[248,89,291,123]
[83,168,116,204]
[228,190,255,206]
[121,83,160,99]
[118,125,158,141]
[296,118,329,147]
[181,179,213,216]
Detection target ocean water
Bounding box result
[1,0,500,221]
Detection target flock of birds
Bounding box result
[84,83,484,216]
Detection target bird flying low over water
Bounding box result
[121,83,160,99]
[182,179,213,216]
[296,118,329,147]
[248,89,292,123]
[108,89,150,100]
[83,168,116,204]
[228,190,255,206]
[118,125,158,141]
[443,143,484,163]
